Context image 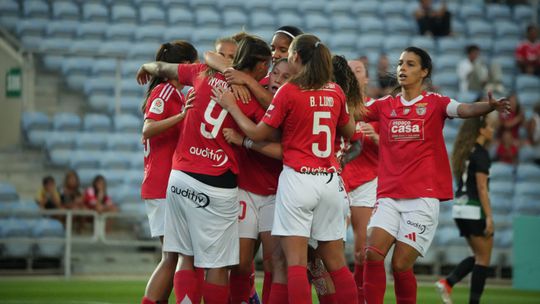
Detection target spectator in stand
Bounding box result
[414,0,452,37]
[515,24,540,76]
[496,130,519,164]
[498,93,524,140]
[527,103,540,145]
[84,175,117,213]
[60,170,84,209]
[36,176,62,210]
[457,45,489,94]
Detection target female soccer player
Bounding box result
[140,41,198,304]
[137,35,271,304]
[212,34,358,304]
[342,59,379,304]
[436,113,496,304]
[361,47,510,304]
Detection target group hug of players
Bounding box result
[135,25,510,304]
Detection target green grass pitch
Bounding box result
[0,278,539,303]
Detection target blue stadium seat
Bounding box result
[516,75,540,92]
[192,28,221,46]
[114,114,141,133]
[51,1,79,20]
[127,43,157,60]
[39,38,73,54]
[70,39,101,54]
[128,153,144,170]
[244,0,271,12]
[52,113,81,131]
[517,92,540,109]
[514,194,540,215]
[162,27,193,43]
[82,2,109,22]
[62,57,94,86]
[513,4,532,22]
[134,25,166,42]
[277,12,303,29]
[492,56,517,75]
[91,58,118,77]
[495,227,513,248]
[436,226,462,246]
[42,55,65,71]
[494,22,520,39]
[83,114,112,132]
[467,37,494,56]
[459,4,484,21]
[298,1,325,15]
[195,8,221,27]
[35,242,64,258]
[489,181,514,198]
[16,19,47,38]
[28,130,50,147]
[223,10,249,28]
[78,169,102,187]
[32,218,64,238]
[250,11,275,30]
[102,169,126,187]
[379,1,406,19]
[271,0,298,13]
[305,13,331,34]
[436,54,461,74]
[0,0,19,18]
[351,1,378,17]
[125,169,144,186]
[441,246,471,265]
[0,182,19,203]
[385,17,413,36]
[451,19,467,37]
[133,0,164,7]
[48,148,71,166]
[357,35,384,55]
[21,112,51,135]
[87,94,109,112]
[490,162,515,182]
[111,4,137,24]
[190,0,217,10]
[121,60,144,78]
[410,36,436,54]
[516,164,540,182]
[23,0,49,19]
[45,20,79,39]
[84,77,116,96]
[383,35,409,54]
[518,145,537,163]
[121,79,145,97]
[99,41,133,57]
[70,151,101,170]
[163,0,189,9]
[120,202,147,215]
[467,20,493,39]
[0,16,20,32]
[491,194,513,213]
[167,7,193,26]
[119,96,144,115]
[106,24,135,41]
[139,5,166,25]
[136,220,153,240]
[45,131,77,150]
[331,16,357,33]
[216,0,245,11]
[101,153,132,170]
[514,181,540,198]
[432,73,459,92]
[75,133,108,151]
[107,133,142,151]
[325,1,354,17]
[486,4,511,20]
[330,33,357,53]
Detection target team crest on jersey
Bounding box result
[389,119,425,141]
[149,98,164,114]
[403,107,411,115]
[415,103,427,116]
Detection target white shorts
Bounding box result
[145,199,166,237]
[367,197,439,257]
[272,166,345,242]
[163,170,239,268]
[238,189,276,239]
[349,177,377,208]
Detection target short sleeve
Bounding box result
[262,85,289,128]
[177,63,205,87]
[471,150,490,175]
[337,90,350,127]
[145,84,177,121]
[363,98,380,122]
[445,98,461,118]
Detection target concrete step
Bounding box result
[71,245,160,275]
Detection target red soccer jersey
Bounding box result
[172,63,260,176]
[515,40,540,66]
[262,82,350,173]
[141,82,184,199]
[364,92,457,201]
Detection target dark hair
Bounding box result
[64,170,80,191]
[527,24,538,34]
[289,34,332,90]
[465,44,480,55]
[404,46,433,79]
[231,35,271,72]
[452,116,488,180]
[273,25,304,43]
[92,175,107,197]
[272,58,288,71]
[332,55,366,117]
[142,40,198,114]
[43,175,55,186]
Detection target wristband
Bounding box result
[243,137,254,149]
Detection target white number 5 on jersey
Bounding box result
[312,111,331,158]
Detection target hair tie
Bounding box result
[275,30,295,39]
[315,41,321,48]
[163,42,172,52]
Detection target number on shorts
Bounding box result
[239,201,247,220]
[312,111,332,158]
[200,99,228,139]
[143,139,150,157]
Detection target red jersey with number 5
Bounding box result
[262,82,350,173]
[172,63,260,176]
[364,91,459,201]
[142,82,184,199]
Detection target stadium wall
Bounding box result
[0,38,23,148]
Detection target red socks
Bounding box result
[229,273,252,303]
[203,281,229,304]
[363,260,386,304]
[141,297,155,304]
[194,268,204,304]
[318,293,337,304]
[174,270,198,304]
[287,265,311,304]
[268,283,288,304]
[354,263,364,304]
[329,266,358,304]
[262,272,272,304]
[393,269,417,304]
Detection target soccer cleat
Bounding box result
[435,279,453,304]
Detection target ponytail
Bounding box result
[289,34,332,90]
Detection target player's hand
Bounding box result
[179,90,195,119]
[487,91,511,115]
[211,86,236,110]
[224,68,249,85]
[223,128,243,146]
[360,122,379,144]
[484,216,494,238]
[231,84,251,104]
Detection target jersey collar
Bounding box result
[398,91,425,106]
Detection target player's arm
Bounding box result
[223,128,283,160]
[212,86,274,141]
[456,92,511,118]
[136,61,179,85]
[142,92,195,140]
[204,51,230,73]
[476,172,494,237]
[224,68,273,108]
[338,109,356,139]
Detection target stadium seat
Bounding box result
[99,41,133,57]
[271,0,298,13]
[120,79,145,97]
[128,153,144,170]
[118,96,144,115]
[385,17,414,36]
[494,22,520,40]
[125,169,144,186]
[516,164,540,182]
[107,133,142,151]
[134,25,166,42]
[167,7,193,27]
[114,114,141,133]
[70,39,101,55]
[467,20,493,39]
[78,169,102,187]
[517,92,540,109]
[250,11,275,30]
[222,10,249,28]
[48,148,72,166]
[329,33,356,52]
[514,181,540,198]
[486,4,511,20]
[436,54,461,74]
[492,55,517,75]
[190,0,217,10]
[162,27,193,43]
[516,75,540,92]
[106,24,136,42]
[0,0,19,18]
[490,162,515,182]
[379,1,406,19]
[513,4,533,22]
[45,131,78,151]
[101,169,127,187]
[16,19,47,39]
[75,133,108,151]
[82,2,109,22]
[459,4,484,21]
[70,151,101,170]
[331,16,357,34]
[518,145,537,163]
[495,228,513,248]
[111,4,137,24]
[467,37,494,56]
[127,43,159,60]
[23,0,49,19]
[139,5,166,25]
[100,153,131,170]
[83,114,112,132]
[245,0,271,12]
[491,194,513,213]
[45,20,79,39]
[410,36,436,54]
[356,35,384,55]
[195,8,221,27]
[32,218,64,238]
[21,112,50,135]
[383,35,410,54]
[91,58,118,77]
[351,1,378,17]
[217,0,245,11]
[84,77,116,96]
[0,16,20,32]
[305,13,331,34]
[277,12,303,29]
[51,1,79,20]
[0,182,19,203]
[432,73,459,92]
[35,242,64,258]
[298,1,325,15]
[489,181,514,198]
[52,113,81,131]
[325,1,354,17]
[441,246,471,265]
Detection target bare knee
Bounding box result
[391,257,414,273]
[354,250,366,265]
[365,247,385,262]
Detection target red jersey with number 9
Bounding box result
[142,82,184,199]
[172,63,260,176]
[262,82,350,173]
[364,91,459,201]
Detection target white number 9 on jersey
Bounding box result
[200,99,228,139]
[312,111,331,158]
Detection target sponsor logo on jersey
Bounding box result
[149,98,164,114]
[404,232,416,242]
[390,109,397,117]
[170,186,210,208]
[389,119,424,141]
[299,166,337,174]
[264,104,275,118]
[406,220,427,234]
[189,146,229,167]
[403,107,411,115]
